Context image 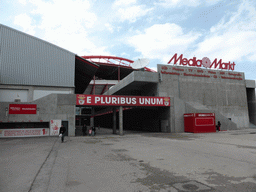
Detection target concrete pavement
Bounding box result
[1,128,256,191]
[0,137,57,192]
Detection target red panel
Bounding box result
[184,113,195,132]
[9,104,37,114]
[76,94,170,107]
[195,118,214,126]
[184,113,216,133]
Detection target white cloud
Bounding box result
[18,0,27,5]
[113,0,153,23]
[127,23,201,63]
[117,6,152,23]
[105,23,114,33]
[121,52,130,57]
[17,0,110,55]
[31,0,97,30]
[40,26,110,55]
[158,0,200,7]
[157,0,221,7]
[191,0,256,62]
[113,0,137,7]
[14,13,35,35]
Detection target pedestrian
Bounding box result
[89,127,92,136]
[216,121,221,131]
[59,124,66,143]
[98,125,100,130]
[92,126,96,136]
[82,124,87,136]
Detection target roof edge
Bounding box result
[75,55,99,68]
[0,23,75,56]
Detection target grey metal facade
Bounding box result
[0,24,75,87]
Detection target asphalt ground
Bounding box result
[1,128,256,192]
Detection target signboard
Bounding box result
[168,53,236,71]
[50,120,61,136]
[195,113,215,117]
[76,95,170,107]
[184,113,216,133]
[195,113,215,126]
[0,128,49,137]
[9,104,37,114]
[195,118,214,126]
[159,65,244,81]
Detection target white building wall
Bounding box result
[0,89,28,102]
[0,24,75,87]
[0,84,74,102]
[33,90,73,100]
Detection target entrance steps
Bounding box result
[185,101,238,131]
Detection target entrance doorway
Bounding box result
[62,121,69,136]
[76,94,171,135]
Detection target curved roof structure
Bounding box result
[75,56,99,93]
[81,56,156,80]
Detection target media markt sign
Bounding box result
[168,53,236,71]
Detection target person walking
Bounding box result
[92,126,96,136]
[216,121,221,132]
[59,124,66,143]
[89,127,92,136]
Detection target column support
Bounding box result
[113,107,117,134]
[119,106,123,136]
[90,107,95,128]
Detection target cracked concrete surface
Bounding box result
[1,128,256,191]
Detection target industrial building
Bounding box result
[0,24,255,137]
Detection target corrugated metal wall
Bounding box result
[0,24,75,87]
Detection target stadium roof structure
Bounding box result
[75,56,99,93]
[81,56,156,81]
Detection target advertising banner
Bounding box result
[50,120,61,136]
[195,118,214,126]
[0,128,49,137]
[184,113,216,133]
[9,104,37,114]
[159,65,244,81]
[76,95,170,107]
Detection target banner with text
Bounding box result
[50,120,61,136]
[76,95,170,107]
[9,104,37,114]
[0,128,49,137]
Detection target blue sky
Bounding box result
[1,0,256,80]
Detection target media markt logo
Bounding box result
[168,53,236,71]
[202,57,211,68]
[164,98,170,106]
[78,95,86,105]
